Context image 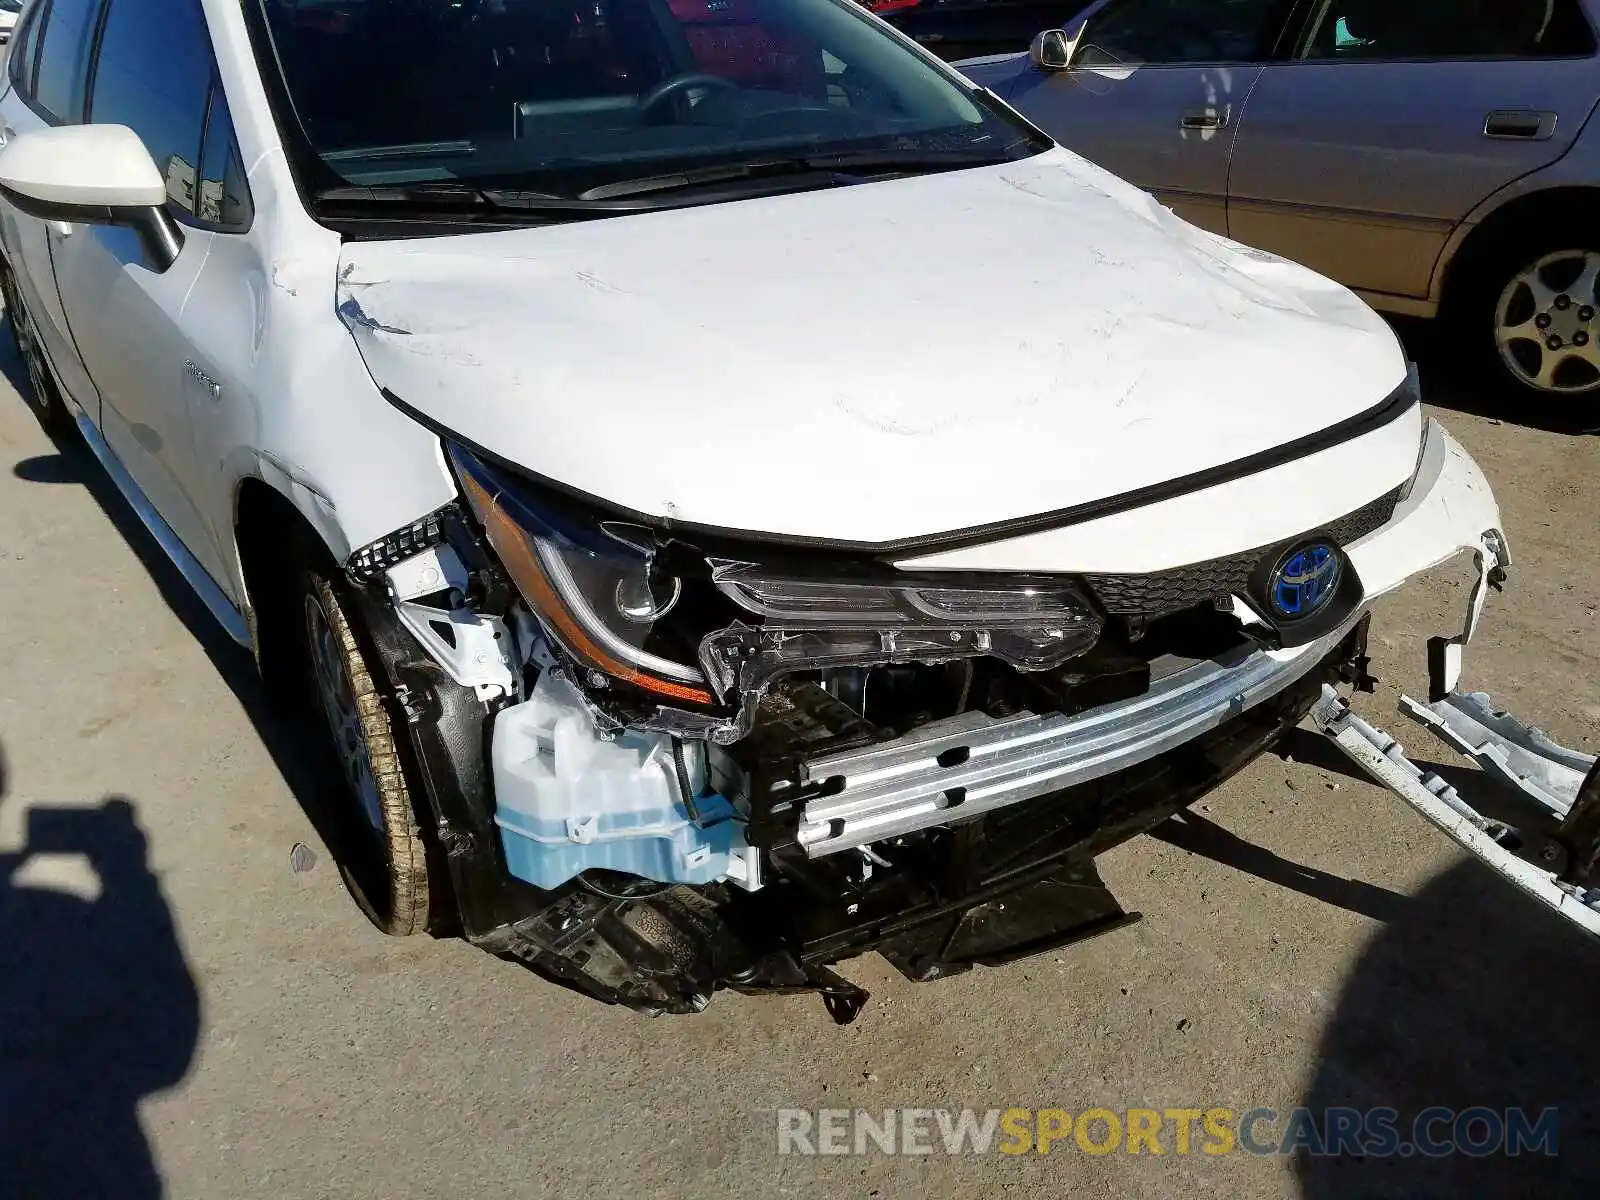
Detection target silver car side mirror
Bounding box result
[1029,28,1075,71]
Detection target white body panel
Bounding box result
[898,405,1421,572]
[339,148,1407,548]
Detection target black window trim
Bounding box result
[1277,0,1600,65]
[22,0,108,126]
[186,72,255,235]
[6,0,47,101]
[11,0,57,122]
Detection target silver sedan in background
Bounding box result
[961,0,1600,403]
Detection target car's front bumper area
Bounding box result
[735,417,1507,864]
[430,418,1516,1019]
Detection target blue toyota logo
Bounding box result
[1268,542,1342,620]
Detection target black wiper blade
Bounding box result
[800,148,1013,173]
[313,181,631,223]
[575,149,1007,201]
[314,146,1014,219]
[576,158,819,201]
[315,182,497,209]
[316,181,685,216]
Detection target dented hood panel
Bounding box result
[337,149,1408,546]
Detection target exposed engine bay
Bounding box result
[335,425,1458,1022]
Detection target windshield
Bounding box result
[256,0,1043,200]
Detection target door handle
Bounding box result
[1180,108,1227,131]
[1483,109,1557,140]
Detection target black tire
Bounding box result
[300,564,435,936]
[1445,223,1600,407]
[0,259,75,436]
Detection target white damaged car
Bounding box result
[1,0,1584,1020]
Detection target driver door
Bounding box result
[46,0,231,584]
[1004,0,1300,235]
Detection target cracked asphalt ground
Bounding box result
[1,323,1597,1200]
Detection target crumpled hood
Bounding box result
[337,148,1407,546]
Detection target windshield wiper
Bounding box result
[314,174,844,218]
[316,182,572,210]
[313,146,1014,220]
[577,149,1009,201]
[312,181,639,224]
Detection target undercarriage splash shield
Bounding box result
[1311,686,1600,940]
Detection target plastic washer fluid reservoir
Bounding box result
[490,668,748,890]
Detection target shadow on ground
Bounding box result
[0,746,201,1200]
[1294,855,1600,1196]
[1390,316,1599,436]
[1,335,357,919]
[1264,725,1600,1189]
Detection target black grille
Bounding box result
[1082,487,1401,617]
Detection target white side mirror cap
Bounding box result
[0,124,167,211]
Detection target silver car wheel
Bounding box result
[305,592,385,832]
[3,270,61,421]
[1494,249,1600,396]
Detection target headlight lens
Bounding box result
[450,445,714,706]
[701,561,1103,701]
[449,444,1104,714]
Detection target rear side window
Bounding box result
[1297,0,1598,60]
[7,0,46,98]
[86,0,213,216]
[32,0,101,122]
[1077,0,1291,65]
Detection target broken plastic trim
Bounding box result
[345,503,456,583]
[1312,687,1600,939]
[1426,528,1510,702]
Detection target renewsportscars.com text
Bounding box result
[776,1105,1558,1158]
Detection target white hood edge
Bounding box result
[337,148,1414,551]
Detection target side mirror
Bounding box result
[1029,28,1077,71]
[0,124,183,270]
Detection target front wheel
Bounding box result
[1452,234,1600,403]
[301,567,435,935]
[0,260,74,435]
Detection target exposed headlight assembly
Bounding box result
[701,563,1103,702]
[450,445,715,707]
[448,444,1104,724]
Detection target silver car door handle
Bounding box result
[1180,108,1227,131]
[1483,110,1557,140]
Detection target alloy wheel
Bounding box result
[1494,249,1600,396]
